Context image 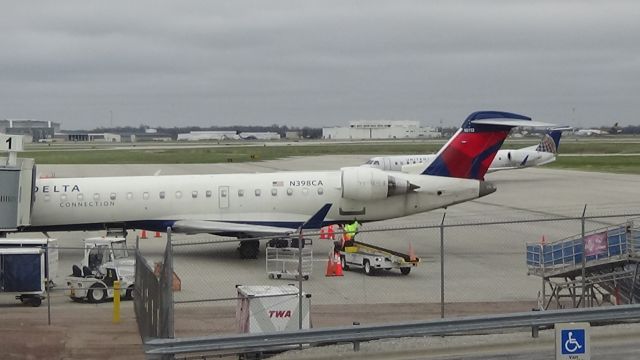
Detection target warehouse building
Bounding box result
[322,120,440,140]
[0,119,60,142]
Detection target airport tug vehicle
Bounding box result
[339,241,419,276]
[66,237,135,303]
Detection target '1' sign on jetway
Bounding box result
[556,322,590,360]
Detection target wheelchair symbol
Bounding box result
[564,331,583,353]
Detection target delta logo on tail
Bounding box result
[423,111,542,180]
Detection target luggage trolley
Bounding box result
[266,237,313,280]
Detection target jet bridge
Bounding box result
[0,135,35,233]
[526,220,640,309]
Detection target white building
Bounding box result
[322,120,440,140]
[177,131,239,141]
[239,132,281,140]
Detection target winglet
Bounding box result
[301,203,333,230]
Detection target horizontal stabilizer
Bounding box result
[471,119,555,128]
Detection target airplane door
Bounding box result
[218,186,229,209]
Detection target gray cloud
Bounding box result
[1,1,638,129]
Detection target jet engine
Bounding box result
[340,167,418,201]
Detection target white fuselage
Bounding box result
[28,169,484,232]
[365,147,555,174]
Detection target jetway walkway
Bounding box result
[1,134,34,234]
[526,220,640,309]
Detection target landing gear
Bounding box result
[238,240,260,259]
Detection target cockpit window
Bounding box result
[373,161,380,165]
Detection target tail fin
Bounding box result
[422,111,550,180]
[535,129,563,154]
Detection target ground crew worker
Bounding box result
[343,219,360,247]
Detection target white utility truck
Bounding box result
[339,241,420,276]
[66,237,135,303]
[67,264,134,303]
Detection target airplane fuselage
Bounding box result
[366,148,555,174]
[27,168,487,233]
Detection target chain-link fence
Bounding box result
[3,207,640,344]
[127,208,640,342]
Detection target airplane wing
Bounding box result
[172,203,333,236]
[172,220,294,236]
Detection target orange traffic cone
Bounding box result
[408,242,417,262]
[140,230,148,239]
[333,253,343,276]
[320,227,327,239]
[325,256,335,276]
[155,231,162,238]
[327,225,335,240]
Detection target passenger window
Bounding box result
[317,188,324,195]
[271,188,277,196]
[192,191,198,198]
[127,192,133,200]
[44,194,51,202]
[159,191,165,199]
[302,188,309,196]
[143,192,149,200]
[175,191,182,199]
[206,190,212,198]
[254,189,261,197]
[77,193,84,201]
[286,188,293,196]
[221,189,228,197]
[238,189,245,197]
[93,193,100,201]
[110,193,116,200]
[61,194,67,201]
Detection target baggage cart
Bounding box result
[0,247,46,306]
[265,237,312,280]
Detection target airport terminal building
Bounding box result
[322,120,440,140]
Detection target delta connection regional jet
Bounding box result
[21,111,551,258]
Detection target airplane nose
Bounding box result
[479,181,497,197]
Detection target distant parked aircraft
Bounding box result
[574,128,608,136]
[364,128,567,174]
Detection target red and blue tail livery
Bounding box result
[423,111,545,180]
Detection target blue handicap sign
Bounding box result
[561,329,586,354]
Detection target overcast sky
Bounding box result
[1,1,638,130]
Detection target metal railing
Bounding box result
[145,304,640,357]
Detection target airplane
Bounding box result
[364,128,567,174]
[574,128,608,136]
[18,111,549,258]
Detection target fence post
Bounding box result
[298,229,303,331]
[440,212,446,319]
[161,227,175,339]
[46,237,51,326]
[581,204,587,308]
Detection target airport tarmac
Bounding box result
[3,155,640,357]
